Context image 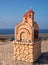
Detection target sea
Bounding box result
[0,29,48,34]
[0,29,48,40]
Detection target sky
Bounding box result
[0,0,48,29]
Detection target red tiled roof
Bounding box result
[28,10,34,13]
[23,10,34,17]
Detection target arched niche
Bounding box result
[16,28,31,42]
[20,32,27,41]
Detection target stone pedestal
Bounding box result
[14,41,41,62]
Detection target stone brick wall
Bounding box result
[14,41,41,62]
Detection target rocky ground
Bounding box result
[0,40,48,65]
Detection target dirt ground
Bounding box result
[0,40,48,65]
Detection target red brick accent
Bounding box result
[23,10,34,17]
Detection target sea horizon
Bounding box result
[0,28,48,35]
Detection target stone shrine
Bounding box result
[14,10,41,62]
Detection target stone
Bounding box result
[14,9,41,62]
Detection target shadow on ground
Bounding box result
[34,52,48,65]
[12,52,48,65]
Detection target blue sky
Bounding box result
[0,0,48,29]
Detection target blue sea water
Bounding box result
[0,29,48,34]
[0,29,48,40]
[0,29,14,34]
[39,29,48,34]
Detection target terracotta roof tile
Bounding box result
[23,10,34,17]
